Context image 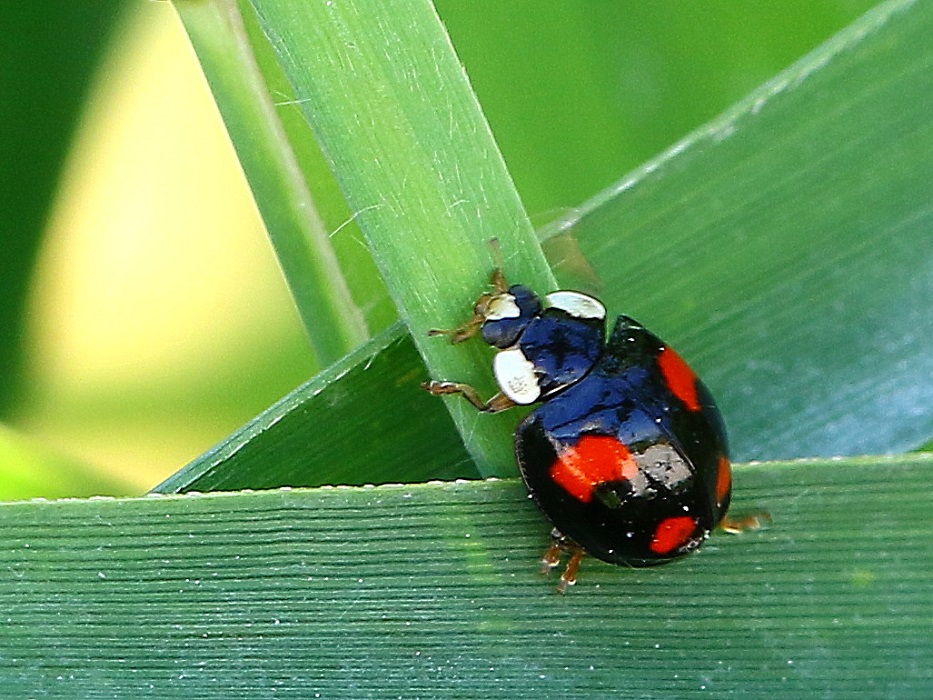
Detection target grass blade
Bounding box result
[4,454,932,697]
[240,0,558,476]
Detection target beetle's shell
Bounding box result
[515,315,731,566]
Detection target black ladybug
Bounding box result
[425,263,733,592]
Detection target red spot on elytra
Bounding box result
[657,346,701,412]
[650,515,698,554]
[716,455,732,507]
[550,435,638,503]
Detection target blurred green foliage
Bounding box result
[438,1,879,217]
[0,2,125,415]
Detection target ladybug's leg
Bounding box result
[421,380,516,414]
[718,510,772,534]
[557,547,585,595]
[540,529,586,594]
[428,317,485,345]
[540,541,563,573]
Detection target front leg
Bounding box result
[421,380,516,414]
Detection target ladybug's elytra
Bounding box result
[424,261,734,592]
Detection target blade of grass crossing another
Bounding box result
[174,0,368,366]
[242,0,557,476]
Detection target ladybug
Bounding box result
[423,263,733,592]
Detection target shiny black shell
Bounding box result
[515,315,731,566]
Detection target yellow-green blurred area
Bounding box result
[2,2,315,496]
[0,1,878,499]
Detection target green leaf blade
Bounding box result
[3,455,932,697]
[242,0,557,476]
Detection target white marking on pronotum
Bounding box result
[545,291,606,320]
[494,348,541,404]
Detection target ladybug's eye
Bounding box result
[479,285,542,349]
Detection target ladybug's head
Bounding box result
[477,284,542,349]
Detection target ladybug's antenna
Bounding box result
[488,238,508,293]
[488,237,503,266]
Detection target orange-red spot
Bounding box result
[650,516,698,555]
[716,455,732,507]
[550,435,638,503]
[657,346,701,412]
